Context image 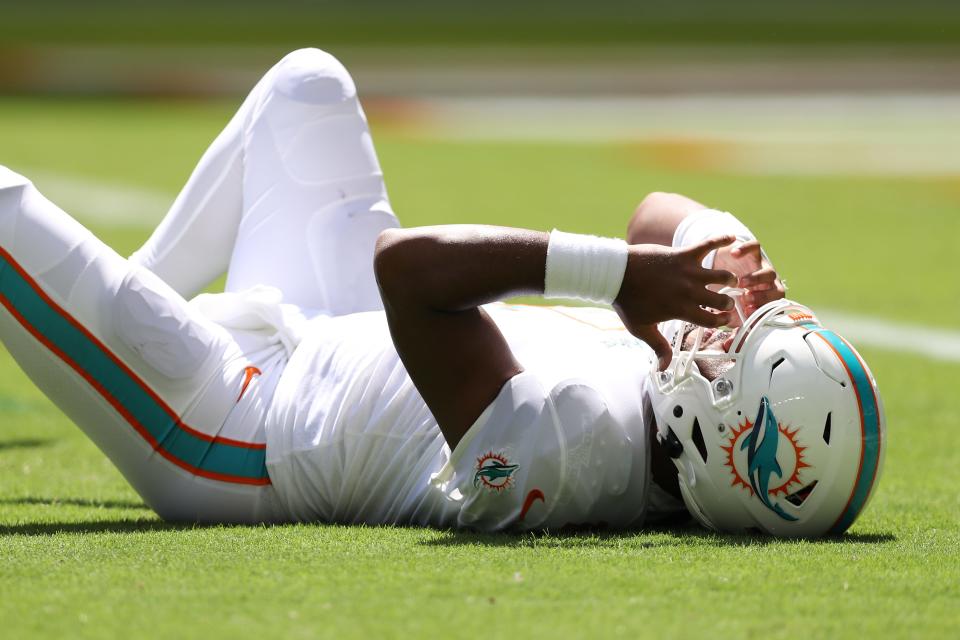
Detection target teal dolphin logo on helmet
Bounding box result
[742,397,799,521]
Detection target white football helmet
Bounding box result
[649,298,885,537]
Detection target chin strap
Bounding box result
[718,286,748,326]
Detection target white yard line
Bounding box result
[394,93,960,176]
[29,171,171,227]
[817,310,960,363]
[409,94,960,143]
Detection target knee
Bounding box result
[627,192,667,241]
[270,48,357,105]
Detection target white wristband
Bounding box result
[544,229,629,304]
[672,209,766,269]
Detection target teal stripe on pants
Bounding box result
[0,252,269,483]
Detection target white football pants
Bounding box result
[0,49,399,523]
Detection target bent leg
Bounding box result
[228,48,399,316]
[129,95,245,301]
[0,167,285,523]
[132,48,399,315]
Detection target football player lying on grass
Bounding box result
[0,49,884,537]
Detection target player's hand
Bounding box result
[614,235,737,370]
[713,239,786,320]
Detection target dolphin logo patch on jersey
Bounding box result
[474,451,519,492]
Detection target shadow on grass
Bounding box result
[0,513,896,545]
[0,496,149,510]
[0,518,213,536]
[0,437,51,451]
[418,521,897,548]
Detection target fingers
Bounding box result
[687,234,736,261]
[740,264,785,312]
[681,307,732,328]
[729,239,761,258]
[741,280,786,315]
[747,286,786,309]
[631,324,673,370]
[740,266,777,288]
[699,267,738,288]
[726,239,763,273]
[698,288,735,311]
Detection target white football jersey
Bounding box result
[263,302,663,530]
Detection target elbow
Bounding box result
[627,191,670,242]
[635,191,674,215]
[628,191,695,245]
[374,228,434,306]
[374,227,404,268]
[375,227,464,310]
[373,227,406,298]
[631,191,674,225]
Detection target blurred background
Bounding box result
[2,0,959,335]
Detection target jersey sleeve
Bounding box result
[431,371,647,531]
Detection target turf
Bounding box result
[0,99,958,638]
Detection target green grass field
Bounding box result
[0,98,958,638]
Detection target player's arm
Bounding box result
[374,224,737,448]
[627,191,786,316]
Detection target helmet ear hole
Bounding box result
[691,418,708,463]
[822,413,832,444]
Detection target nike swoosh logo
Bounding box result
[519,488,545,521]
[236,366,261,402]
